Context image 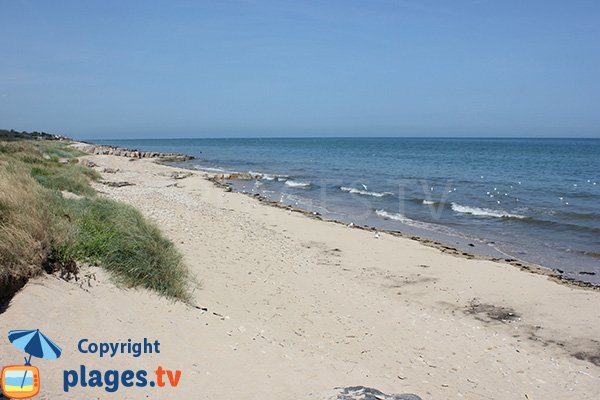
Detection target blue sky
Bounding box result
[1,0,599,138]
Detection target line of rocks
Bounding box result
[212,172,262,180]
[73,142,194,162]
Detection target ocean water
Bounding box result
[95,138,600,284]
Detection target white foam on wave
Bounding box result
[375,209,413,223]
[193,166,226,173]
[451,203,525,219]
[340,186,393,198]
[268,174,289,181]
[422,200,436,205]
[375,209,463,237]
[285,180,311,188]
[374,209,443,232]
[247,171,289,181]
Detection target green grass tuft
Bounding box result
[58,197,191,301]
[1,141,100,195]
[30,163,100,196]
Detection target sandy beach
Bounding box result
[1,152,599,399]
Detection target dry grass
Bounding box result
[0,140,100,196]
[0,165,51,274]
[0,163,58,305]
[0,139,191,305]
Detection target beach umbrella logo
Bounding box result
[1,329,62,399]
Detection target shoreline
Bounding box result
[207,174,600,291]
[75,140,600,289]
[2,148,599,398]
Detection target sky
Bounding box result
[1,0,599,139]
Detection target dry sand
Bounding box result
[1,153,599,399]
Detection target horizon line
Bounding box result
[86,136,600,141]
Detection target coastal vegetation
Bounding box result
[0,128,66,141]
[0,136,190,307]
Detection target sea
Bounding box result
[94,138,600,284]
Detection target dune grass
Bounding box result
[57,197,190,300]
[0,141,100,196]
[0,163,56,303]
[31,163,100,196]
[0,139,191,304]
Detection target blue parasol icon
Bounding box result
[8,329,62,364]
[8,329,62,389]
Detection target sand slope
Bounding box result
[1,154,599,399]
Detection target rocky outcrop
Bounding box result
[80,159,97,168]
[326,387,422,400]
[101,181,135,188]
[211,172,262,181]
[157,171,193,180]
[72,142,194,162]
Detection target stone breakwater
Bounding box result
[72,142,194,162]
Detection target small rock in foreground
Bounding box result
[321,386,422,400]
[101,181,135,188]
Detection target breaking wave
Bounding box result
[193,166,226,173]
[375,209,414,223]
[451,203,526,219]
[340,186,393,198]
[285,180,311,188]
[374,209,468,238]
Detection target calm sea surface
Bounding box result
[95,138,600,284]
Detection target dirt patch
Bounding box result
[465,298,520,323]
[389,275,436,289]
[572,351,600,367]
[526,327,600,367]
[42,254,80,282]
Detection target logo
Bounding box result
[1,366,40,399]
[1,329,62,399]
[3,332,182,397]
[62,338,182,393]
